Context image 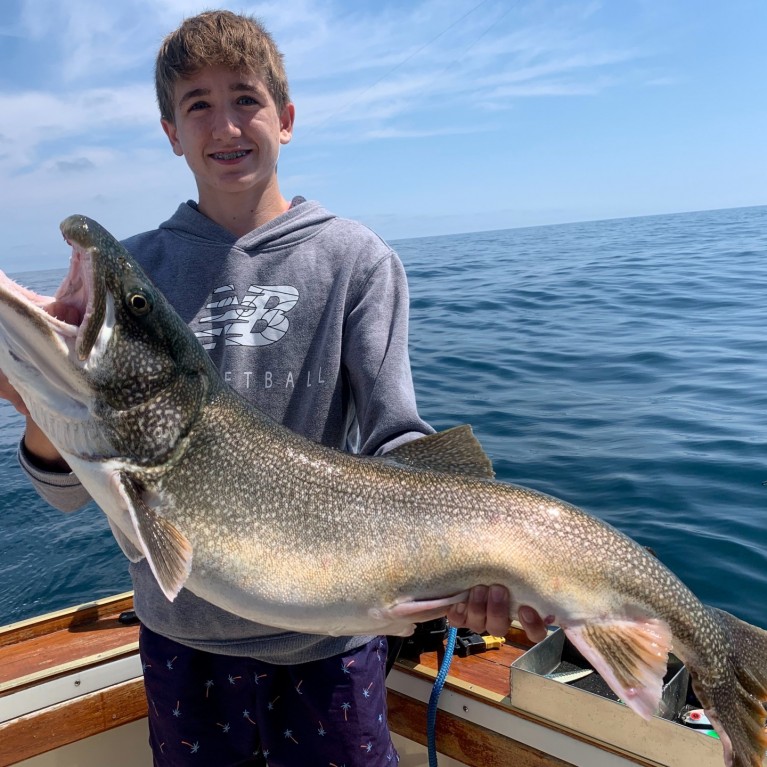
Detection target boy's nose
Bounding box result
[211,110,241,139]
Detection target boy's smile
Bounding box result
[161,64,294,229]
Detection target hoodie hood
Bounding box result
[157,198,338,253]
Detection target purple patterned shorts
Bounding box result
[140,626,399,766]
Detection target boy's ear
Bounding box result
[280,103,295,145]
[161,118,184,157]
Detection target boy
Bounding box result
[3,10,543,765]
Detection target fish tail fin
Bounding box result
[691,607,767,767]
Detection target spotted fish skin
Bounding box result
[0,215,765,767]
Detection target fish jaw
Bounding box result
[0,221,150,462]
[0,258,99,453]
[0,215,216,467]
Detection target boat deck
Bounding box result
[0,594,143,767]
[0,594,140,694]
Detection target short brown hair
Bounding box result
[155,10,290,122]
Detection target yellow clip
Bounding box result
[483,635,506,651]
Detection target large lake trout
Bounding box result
[0,216,765,766]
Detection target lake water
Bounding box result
[1,205,765,628]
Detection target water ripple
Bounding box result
[1,205,766,627]
[400,205,767,627]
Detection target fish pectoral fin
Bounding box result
[384,425,494,478]
[116,473,192,602]
[564,618,672,719]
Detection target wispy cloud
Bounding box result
[281,1,646,140]
[3,0,717,265]
[4,1,648,162]
[363,125,489,140]
[0,85,158,173]
[15,0,163,82]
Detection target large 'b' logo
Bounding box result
[195,284,299,349]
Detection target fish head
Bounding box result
[0,214,215,466]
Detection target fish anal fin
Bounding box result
[116,472,192,602]
[369,591,472,635]
[385,425,494,478]
[564,618,672,719]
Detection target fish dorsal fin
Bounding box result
[564,618,672,719]
[116,472,192,602]
[385,425,495,478]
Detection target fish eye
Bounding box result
[127,290,152,316]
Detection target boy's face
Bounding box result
[161,64,294,206]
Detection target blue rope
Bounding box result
[427,626,458,767]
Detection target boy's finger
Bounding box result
[484,585,511,637]
[518,605,548,643]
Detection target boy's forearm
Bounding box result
[18,419,89,512]
[22,418,71,472]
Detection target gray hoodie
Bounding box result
[20,198,432,663]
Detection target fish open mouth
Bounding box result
[53,236,98,352]
[0,229,103,368]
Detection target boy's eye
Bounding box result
[188,100,209,112]
[237,95,259,106]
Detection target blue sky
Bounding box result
[0,0,765,271]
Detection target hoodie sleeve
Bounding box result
[17,440,92,513]
[343,249,434,456]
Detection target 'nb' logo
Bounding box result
[195,284,300,349]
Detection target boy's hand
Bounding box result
[0,369,29,416]
[445,585,548,643]
[0,372,69,470]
